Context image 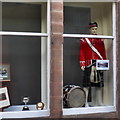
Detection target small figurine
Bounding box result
[22,96,30,111]
[36,102,44,110]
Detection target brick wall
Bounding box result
[116,1,120,119]
[50,1,63,118]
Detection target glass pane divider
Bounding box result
[112,2,117,107]
[63,0,117,2]
[1,0,47,2]
[0,31,48,37]
[63,34,114,39]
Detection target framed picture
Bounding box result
[0,87,10,108]
[0,64,10,82]
[96,60,109,70]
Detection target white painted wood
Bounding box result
[46,0,51,110]
[63,0,117,2]
[112,2,117,108]
[4,105,40,111]
[63,106,116,115]
[41,2,47,110]
[0,31,48,37]
[1,0,47,2]
[2,105,50,119]
[2,110,50,119]
[41,0,50,110]
[63,34,114,39]
[0,0,50,119]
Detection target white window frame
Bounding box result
[63,2,116,115]
[0,0,51,119]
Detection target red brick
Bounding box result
[51,34,63,45]
[50,0,63,118]
[51,54,62,62]
[51,2,63,12]
[50,109,62,117]
[51,22,63,34]
[50,81,62,97]
[50,96,62,110]
[50,109,62,118]
[51,49,63,58]
[117,42,120,69]
[50,68,63,81]
[0,82,2,88]
[50,70,63,82]
[51,62,63,72]
[51,11,63,23]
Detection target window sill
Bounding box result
[1,105,50,119]
[63,106,116,115]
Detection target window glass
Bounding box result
[64,6,90,34]
[63,2,114,109]
[2,36,48,111]
[64,2,112,36]
[2,36,41,105]
[0,2,49,116]
[2,2,47,33]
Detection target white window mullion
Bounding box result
[112,2,116,108]
[41,0,51,110]
[47,0,50,111]
[63,34,114,39]
[0,0,47,2]
[0,31,48,37]
[63,0,117,2]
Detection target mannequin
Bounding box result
[79,22,107,107]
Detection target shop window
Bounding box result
[0,1,50,119]
[63,2,116,115]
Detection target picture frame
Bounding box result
[0,87,10,108]
[0,64,10,82]
[96,60,109,70]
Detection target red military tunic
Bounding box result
[79,38,107,67]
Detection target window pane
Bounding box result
[64,6,90,34]
[2,2,47,33]
[2,36,48,111]
[103,38,114,106]
[63,37,114,108]
[63,2,114,109]
[64,2,112,36]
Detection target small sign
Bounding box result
[0,64,10,82]
[96,60,109,70]
[0,87,10,108]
